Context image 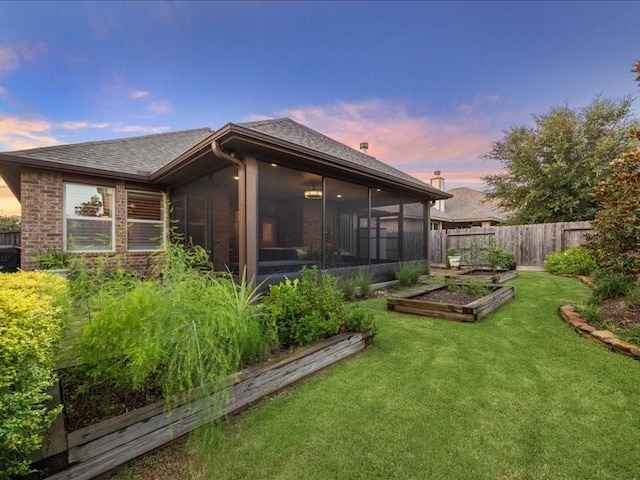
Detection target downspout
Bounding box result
[211,141,247,282]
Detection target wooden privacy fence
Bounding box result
[429,221,592,267]
[0,230,20,246]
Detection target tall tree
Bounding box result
[482,96,637,224]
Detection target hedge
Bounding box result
[0,272,69,479]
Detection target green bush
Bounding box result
[544,247,596,276]
[355,270,375,298]
[337,274,358,301]
[72,243,275,404]
[485,246,516,271]
[590,269,636,301]
[0,272,69,479]
[35,249,71,270]
[587,129,640,276]
[395,261,425,287]
[261,267,375,348]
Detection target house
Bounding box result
[0,118,450,283]
[428,171,505,229]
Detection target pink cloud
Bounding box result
[59,121,111,130]
[0,117,59,150]
[278,99,506,190]
[130,90,151,100]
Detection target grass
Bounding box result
[114,272,640,479]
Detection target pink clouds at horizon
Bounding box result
[279,99,506,191]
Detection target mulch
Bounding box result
[600,298,640,328]
[412,289,480,305]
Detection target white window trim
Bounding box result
[126,190,167,252]
[63,182,116,253]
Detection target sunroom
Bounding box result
[156,118,450,284]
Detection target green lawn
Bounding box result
[118,272,640,479]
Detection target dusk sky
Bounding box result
[1,1,639,216]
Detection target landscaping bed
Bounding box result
[387,283,514,322]
[36,330,373,480]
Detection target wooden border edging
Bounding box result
[387,284,514,322]
[43,330,373,480]
[445,269,518,284]
[558,305,640,359]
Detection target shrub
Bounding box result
[0,272,69,478]
[485,246,516,271]
[395,261,425,287]
[587,129,640,276]
[72,242,275,404]
[337,274,358,301]
[590,269,636,301]
[261,267,375,348]
[354,270,375,298]
[35,249,71,270]
[544,247,596,276]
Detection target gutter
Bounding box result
[211,140,248,279]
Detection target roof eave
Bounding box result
[0,153,152,186]
[213,123,451,200]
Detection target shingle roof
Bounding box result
[430,188,505,223]
[3,128,212,176]
[238,118,438,193]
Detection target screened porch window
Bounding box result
[64,183,115,252]
[127,191,166,251]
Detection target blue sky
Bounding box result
[1,1,639,216]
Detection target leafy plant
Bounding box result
[35,249,71,270]
[0,272,69,479]
[575,302,603,327]
[71,242,275,406]
[395,261,425,287]
[544,247,596,276]
[446,281,492,297]
[587,128,640,276]
[354,270,375,298]
[590,269,636,302]
[261,266,374,348]
[338,274,358,301]
[485,246,516,271]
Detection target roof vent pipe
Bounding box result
[359,142,369,154]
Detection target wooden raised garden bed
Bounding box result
[445,268,518,284]
[34,330,373,480]
[387,283,514,322]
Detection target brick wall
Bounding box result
[20,168,163,275]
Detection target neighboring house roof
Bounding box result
[430,187,505,224]
[447,187,506,216]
